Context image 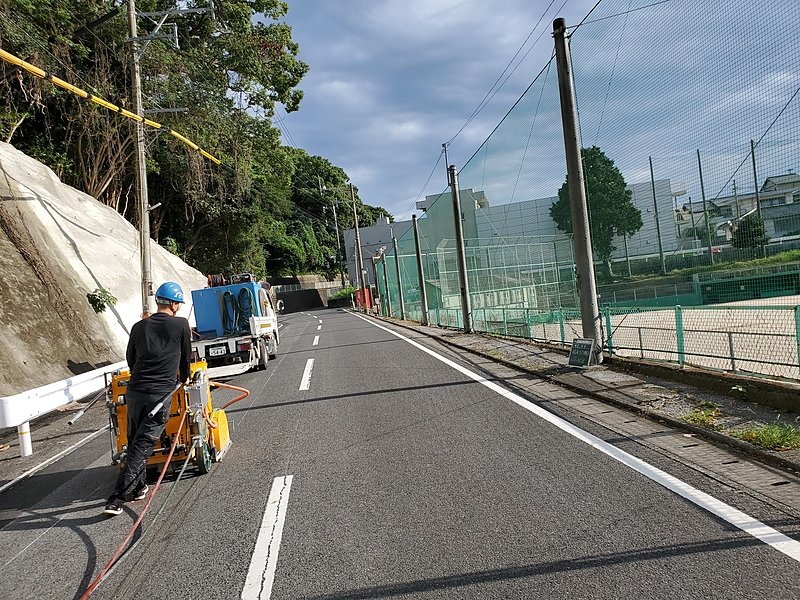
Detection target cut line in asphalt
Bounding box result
[0,425,110,496]
[299,359,314,391]
[350,312,800,563]
[313,335,319,346]
[242,475,293,600]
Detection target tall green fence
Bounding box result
[377,0,800,382]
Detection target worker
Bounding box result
[103,282,191,516]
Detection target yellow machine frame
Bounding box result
[107,360,231,475]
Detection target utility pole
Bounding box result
[412,214,429,325]
[696,150,714,265]
[649,157,666,275]
[351,183,367,310]
[751,139,767,258]
[553,17,602,361]
[381,253,392,317]
[448,165,472,333]
[319,177,346,287]
[127,0,152,316]
[442,142,450,185]
[392,235,406,320]
[733,180,741,219]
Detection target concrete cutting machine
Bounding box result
[107,360,234,476]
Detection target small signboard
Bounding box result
[568,338,595,368]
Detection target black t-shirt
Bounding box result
[126,312,191,395]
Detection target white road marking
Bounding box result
[318,320,323,324]
[0,425,109,496]
[242,475,293,600]
[316,325,321,331]
[299,359,314,391]
[351,312,800,564]
[312,335,319,346]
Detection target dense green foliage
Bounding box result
[0,0,389,278]
[731,213,769,248]
[550,146,643,273]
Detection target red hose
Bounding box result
[211,381,251,411]
[80,409,188,599]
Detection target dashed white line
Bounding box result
[241,475,293,600]
[316,325,321,331]
[351,312,800,564]
[312,335,319,346]
[299,358,314,391]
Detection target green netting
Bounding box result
[375,0,800,380]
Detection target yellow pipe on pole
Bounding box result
[0,48,218,163]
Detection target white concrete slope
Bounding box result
[0,142,206,396]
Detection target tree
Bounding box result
[550,146,642,274]
[731,213,768,249]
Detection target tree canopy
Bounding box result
[550,146,643,271]
[0,0,389,279]
[731,213,769,249]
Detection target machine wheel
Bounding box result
[196,441,212,475]
[258,338,269,370]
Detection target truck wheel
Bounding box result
[258,338,269,370]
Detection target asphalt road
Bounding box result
[1,308,799,599]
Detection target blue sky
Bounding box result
[277,0,597,220]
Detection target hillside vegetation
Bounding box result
[0,0,389,279]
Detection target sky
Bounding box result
[277,0,598,221]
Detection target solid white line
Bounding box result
[350,313,800,563]
[316,325,321,331]
[299,359,314,391]
[312,335,319,346]
[0,425,109,496]
[242,475,293,600]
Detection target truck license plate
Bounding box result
[209,346,226,357]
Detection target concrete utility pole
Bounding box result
[412,214,429,325]
[381,253,392,317]
[696,150,714,265]
[649,157,666,276]
[351,183,367,310]
[127,0,152,315]
[751,139,767,258]
[392,236,406,320]
[319,176,346,287]
[553,17,602,361]
[448,165,472,333]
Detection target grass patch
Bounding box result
[683,402,721,428]
[329,286,356,300]
[728,423,800,451]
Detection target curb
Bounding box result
[371,315,800,476]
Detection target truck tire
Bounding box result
[258,338,269,370]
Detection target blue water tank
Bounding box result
[191,282,265,338]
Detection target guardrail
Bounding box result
[0,360,126,457]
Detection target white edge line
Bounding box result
[312,335,319,346]
[299,359,314,391]
[350,312,800,563]
[241,474,293,600]
[0,425,110,495]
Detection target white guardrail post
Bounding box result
[0,360,126,457]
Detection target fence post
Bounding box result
[675,305,685,367]
[559,309,566,347]
[604,306,613,355]
[503,308,508,335]
[727,332,737,371]
[795,306,800,368]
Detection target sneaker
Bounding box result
[103,498,124,516]
[133,484,149,501]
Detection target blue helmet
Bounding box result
[154,281,185,304]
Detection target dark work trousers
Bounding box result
[111,387,171,501]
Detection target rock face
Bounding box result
[0,142,206,396]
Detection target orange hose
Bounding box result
[80,409,188,599]
[211,381,251,411]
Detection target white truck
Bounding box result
[190,276,279,378]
